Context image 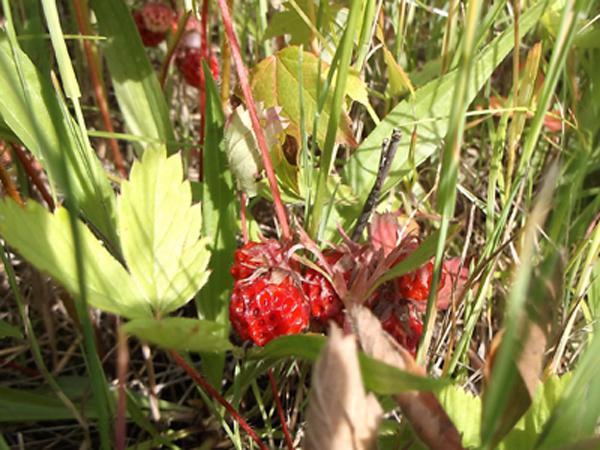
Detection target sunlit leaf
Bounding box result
[118,148,210,315]
[89,0,175,148]
[249,46,357,148]
[0,199,147,318]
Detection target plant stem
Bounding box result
[351,130,401,241]
[268,369,294,450]
[216,0,291,240]
[170,351,269,450]
[10,143,55,210]
[71,0,127,178]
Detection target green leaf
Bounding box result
[89,0,175,148]
[263,0,341,47]
[248,334,447,394]
[118,148,210,315]
[198,64,237,323]
[438,384,482,448]
[223,106,263,196]
[0,33,118,245]
[497,374,571,450]
[0,320,23,339]
[342,0,547,212]
[0,199,147,318]
[123,317,233,353]
[197,65,237,388]
[382,46,414,97]
[249,46,357,148]
[536,333,600,449]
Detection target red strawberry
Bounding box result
[134,11,166,47]
[140,2,176,33]
[230,240,284,280]
[176,47,202,87]
[133,3,175,47]
[396,260,448,304]
[229,270,309,346]
[302,268,344,327]
[379,302,423,357]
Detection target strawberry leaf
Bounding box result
[123,317,232,353]
[118,148,210,315]
[249,46,357,148]
[0,200,148,318]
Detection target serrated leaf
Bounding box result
[0,200,147,318]
[89,0,175,148]
[118,148,210,315]
[498,374,571,450]
[438,385,482,449]
[123,317,232,353]
[342,0,547,214]
[249,46,357,148]
[0,33,118,245]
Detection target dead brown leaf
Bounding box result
[349,306,464,450]
[303,324,383,450]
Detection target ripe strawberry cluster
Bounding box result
[133,2,219,86]
[228,238,463,355]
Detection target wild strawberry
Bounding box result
[302,268,344,327]
[230,240,284,280]
[133,3,175,47]
[175,31,219,87]
[377,302,423,357]
[396,261,447,303]
[229,270,309,346]
[176,47,202,87]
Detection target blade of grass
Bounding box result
[416,0,484,365]
[480,163,559,448]
[196,63,237,388]
[308,0,363,237]
[343,0,547,214]
[89,0,175,150]
[0,244,91,445]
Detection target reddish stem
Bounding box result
[268,369,294,450]
[10,143,55,210]
[71,0,127,178]
[216,0,291,241]
[170,351,268,450]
